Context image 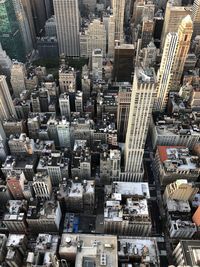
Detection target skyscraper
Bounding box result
[155,33,178,111]
[192,0,200,37]
[160,1,192,49]
[0,43,12,77]
[30,0,48,36]
[171,15,193,88]
[113,44,135,83]
[12,0,33,53]
[10,61,26,97]
[124,67,156,181]
[80,19,106,58]
[53,0,80,56]
[112,0,125,43]
[0,0,26,61]
[107,15,115,58]
[117,85,132,142]
[0,76,17,121]
[21,0,36,45]
[155,15,193,111]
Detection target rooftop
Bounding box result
[59,234,118,267]
[157,146,200,171]
[154,113,200,136]
[105,182,150,199]
[6,234,26,248]
[38,152,69,169]
[104,198,150,222]
[118,237,160,266]
[166,199,191,213]
[35,234,59,252]
[136,67,156,84]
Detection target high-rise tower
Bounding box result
[0,76,17,121]
[171,15,193,88]
[0,0,26,61]
[155,15,193,111]
[53,0,80,57]
[160,1,192,49]
[192,0,200,37]
[12,0,33,53]
[124,67,156,181]
[112,0,125,43]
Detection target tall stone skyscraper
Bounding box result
[160,1,191,49]
[192,0,200,37]
[171,15,193,88]
[112,0,125,43]
[53,0,80,57]
[155,15,193,111]
[0,76,17,121]
[123,67,156,181]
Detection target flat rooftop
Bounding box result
[59,234,118,267]
[166,199,191,213]
[157,146,200,171]
[105,182,150,199]
[118,237,160,266]
[104,198,149,222]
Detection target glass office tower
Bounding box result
[0,0,26,61]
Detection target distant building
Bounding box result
[100,150,121,183]
[53,0,80,56]
[37,36,59,59]
[116,83,132,142]
[8,133,34,155]
[0,76,17,121]
[92,49,103,81]
[71,140,91,180]
[113,44,135,83]
[80,19,106,58]
[0,0,26,61]
[37,152,69,186]
[141,20,154,48]
[45,15,57,37]
[192,0,200,37]
[11,61,26,97]
[161,2,192,49]
[112,0,125,43]
[59,66,76,93]
[33,173,52,200]
[57,119,71,148]
[0,43,12,77]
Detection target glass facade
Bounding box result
[0,0,26,61]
